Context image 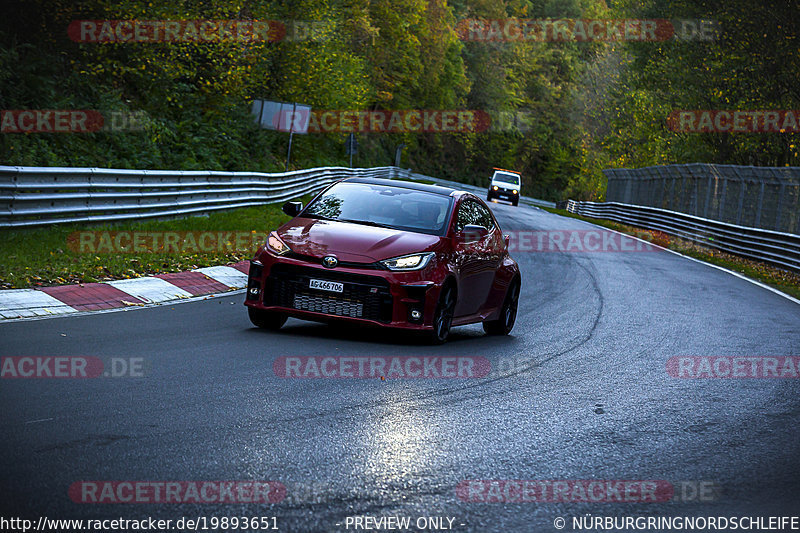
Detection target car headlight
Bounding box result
[267,231,291,256]
[381,252,435,271]
[512,189,518,195]
[492,186,499,191]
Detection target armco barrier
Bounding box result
[0,166,399,228]
[0,165,553,228]
[566,200,800,272]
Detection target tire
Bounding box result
[430,284,457,344]
[483,278,520,336]
[248,307,287,330]
[512,197,519,207]
[486,192,493,201]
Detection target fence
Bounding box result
[0,165,553,228]
[604,164,800,235]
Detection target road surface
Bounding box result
[2,201,799,532]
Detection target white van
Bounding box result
[487,168,521,206]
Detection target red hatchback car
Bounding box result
[244,177,521,343]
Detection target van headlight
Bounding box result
[380,252,435,271]
[492,186,499,191]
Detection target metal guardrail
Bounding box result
[0,165,409,228]
[566,200,800,272]
[0,165,553,228]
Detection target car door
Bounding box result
[471,201,504,311]
[453,199,495,317]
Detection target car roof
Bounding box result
[342,176,462,197]
[493,168,521,175]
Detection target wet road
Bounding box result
[2,201,799,532]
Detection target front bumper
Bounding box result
[489,187,518,201]
[244,254,442,330]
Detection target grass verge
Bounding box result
[0,197,313,289]
[541,207,800,300]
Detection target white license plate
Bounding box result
[309,279,344,293]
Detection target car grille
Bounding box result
[266,264,393,323]
[285,251,382,270]
[292,294,364,318]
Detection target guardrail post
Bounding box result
[731,166,746,226]
[654,166,668,208]
[667,168,676,211]
[647,167,658,207]
[623,171,632,204]
[736,181,745,226]
[755,180,765,228]
[775,181,786,232]
[704,173,713,219]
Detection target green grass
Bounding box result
[541,207,800,300]
[0,196,314,289]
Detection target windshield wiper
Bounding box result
[336,218,395,229]
[305,214,395,229]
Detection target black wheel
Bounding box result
[486,192,493,201]
[430,284,456,344]
[248,307,287,330]
[512,197,519,206]
[483,278,520,336]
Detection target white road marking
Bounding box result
[0,289,76,318]
[24,418,55,424]
[107,277,193,304]
[193,265,248,288]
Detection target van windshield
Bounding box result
[493,172,520,186]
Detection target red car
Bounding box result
[244,177,521,343]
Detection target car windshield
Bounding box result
[494,172,520,186]
[303,182,453,236]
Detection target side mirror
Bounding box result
[282,201,303,217]
[457,224,489,244]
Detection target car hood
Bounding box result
[277,218,441,263]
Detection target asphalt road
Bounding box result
[1,202,799,532]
